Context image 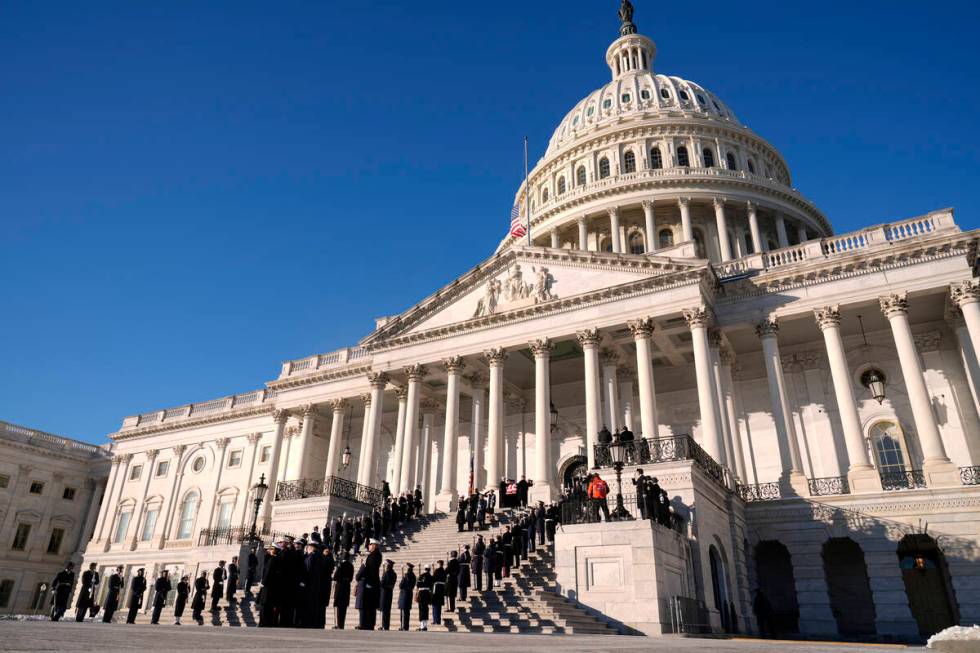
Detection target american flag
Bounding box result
[509,203,526,238]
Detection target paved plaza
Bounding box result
[0,622,923,652]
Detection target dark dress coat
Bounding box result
[152,577,171,608]
[191,577,208,611]
[52,570,74,610]
[431,567,447,607]
[415,571,432,620]
[457,551,472,590]
[174,580,190,617]
[380,567,397,613]
[446,558,460,598]
[76,569,99,609]
[104,573,123,613]
[332,559,354,609]
[128,575,147,610]
[397,569,416,611]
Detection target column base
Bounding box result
[528,482,556,505]
[782,471,810,498]
[923,459,961,488]
[433,491,458,514]
[847,467,883,494]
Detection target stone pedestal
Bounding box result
[434,491,457,514]
[923,460,962,488]
[847,467,883,494]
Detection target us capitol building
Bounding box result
[47,1,979,641]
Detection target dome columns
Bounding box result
[746,201,764,254]
[713,197,732,262]
[577,218,588,251]
[642,200,656,252]
[678,197,693,242]
[607,208,623,253]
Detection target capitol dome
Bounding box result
[499,1,831,261]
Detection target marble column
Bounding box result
[577,329,603,470]
[418,400,438,500]
[390,386,409,493]
[719,350,747,481]
[72,477,105,559]
[775,216,789,249]
[747,201,764,253]
[437,356,465,509]
[951,280,980,367]
[756,318,808,494]
[325,398,348,480]
[678,197,693,242]
[399,364,427,493]
[814,306,880,492]
[484,348,507,489]
[158,445,187,547]
[797,223,808,243]
[608,207,622,253]
[286,404,316,480]
[466,373,487,491]
[358,371,389,487]
[601,349,621,431]
[713,198,732,261]
[129,449,159,549]
[204,439,230,531]
[235,432,263,528]
[355,393,371,480]
[619,375,635,433]
[577,218,588,251]
[530,339,555,501]
[683,308,724,463]
[642,200,656,252]
[94,457,122,542]
[948,306,980,415]
[707,331,732,468]
[627,318,659,439]
[879,293,959,486]
[102,455,133,550]
[550,229,560,249]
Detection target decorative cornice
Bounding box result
[359,393,371,406]
[950,280,980,308]
[484,347,508,367]
[300,403,316,417]
[576,328,602,348]
[755,317,779,338]
[272,408,289,424]
[443,356,466,374]
[627,317,655,338]
[112,403,274,441]
[880,292,909,318]
[267,363,372,391]
[813,305,841,330]
[529,338,554,358]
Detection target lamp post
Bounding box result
[341,446,352,471]
[861,368,887,404]
[550,401,559,432]
[248,474,269,542]
[608,437,632,520]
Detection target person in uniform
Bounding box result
[472,535,485,592]
[102,566,124,623]
[191,570,209,624]
[483,539,496,590]
[150,570,171,624]
[500,527,513,577]
[457,545,472,602]
[332,551,354,629]
[317,545,335,628]
[379,559,397,631]
[397,562,416,631]
[258,544,283,627]
[226,556,240,603]
[245,546,259,595]
[517,476,529,508]
[430,559,446,625]
[50,562,75,622]
[210,560,226,611]
[299,543,322,627]
[445,551,460,612]
[173,575,190,625]
[455,503,466,533]
[415,564,432,631]
[75,562,100,622]
[126,568,147,624]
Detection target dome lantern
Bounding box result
[607,2,655,80]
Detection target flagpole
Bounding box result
[524,136,531,246]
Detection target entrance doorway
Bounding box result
[754,540,800,635]
[559,455,587,490]
[709,544,733,632]
[897,534,957,638]
[822,537,876,637]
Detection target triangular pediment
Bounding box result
[361,246,705,349]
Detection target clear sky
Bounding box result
[2,1,978,444]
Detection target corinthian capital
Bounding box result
[682,306,712,330]
[484,347,508,367]
[145,448,160,461]
[576,328,602,348]
[367,371,390,388]
[173,444,187,458]
[329,398,349,413]
[247,432,263,445]
[214,437,230,450]
[599,348,620,367]
[755,317,779,338]
[627,317,655,338]
[707,328,723,349]
[528,338,553,358]
[443,356,466,374]
[272,408,289,424]
[395,385,409,400]
[300,403,316,417]
[404,363,428,381]
[813,305,841,330]
[879,292,909,318]
[950,280,980,308]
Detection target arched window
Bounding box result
[650,148,663,169]
[709,545,733,633]
[726,152,737,170]
[599,237,613,253]
[897,534,957,638]
[658,229,674,248]
[176,491,200,540]
[598,157,611,179]
[623,151,636,174]
[542,187,549,202]
[693,228,707,259]
[677,146,690,167]
[822,538,877,637]
[576,166,587,186]
[628,231,645,254]
[557,177,566,195]
[755,541,800,635]
[747,159,756,174]
[703,147,715,168]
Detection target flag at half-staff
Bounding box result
[509,203,526,239]
[508,136,531,243]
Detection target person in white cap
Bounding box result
[356,538,383,630]
[415,564,433,631]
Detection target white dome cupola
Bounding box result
[606,1,656,80]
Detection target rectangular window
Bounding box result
[216,502,234,530]
[141,509,159,542]
[227,450,243,468]
[0,580,14,608]
[62,487,76,501]
[113,512,132,544]
[259,446,271,464]
[29,481,44,495]
[155,460,169,477]
[12,523,31,550]
[0,475,9,489]
[47,528,65,554]
[129,465,142,481]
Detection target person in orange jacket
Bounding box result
[587,474,611,522]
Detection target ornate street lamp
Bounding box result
[608,437,632,521]
[861,368,887,404]
[341,446,352,471]
[550,401,559,431]
[248,474,269,541]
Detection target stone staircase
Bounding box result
[133,511,620,635]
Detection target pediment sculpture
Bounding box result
[474,264,556,317]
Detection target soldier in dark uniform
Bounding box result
[331,517,343,553]
[457,545,472,602]
[191,570,208,624]
[126,568,147,624]
[150,570,171,624]
[210,560,226,611]
[372,508,383,542]
[517,476,529,508]
[332,551,354,629]
[473,535,486,591]
[75,562,100,622]
[431,560,446,625]
[415,565,432,631]
[535,502,546,544]
[317,545,335,628]
[397,562,416,631]
[245,547,259,595]
[379,559,397,631]
[414,486,424,517]
[258,545,282,627]
[456,503,466,532]
[356,539,382,630]
[50,562,75,622]
[173,575,190,625]
[483,539,497,590]
[226,556,239,603]
[299,543,322,627]
[102,566,124,623]
[501,527,513,577]
[446,551,460,612]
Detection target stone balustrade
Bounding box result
[278,346,371,378]
[121,387,277,430]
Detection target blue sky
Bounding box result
[2,1,978,444]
